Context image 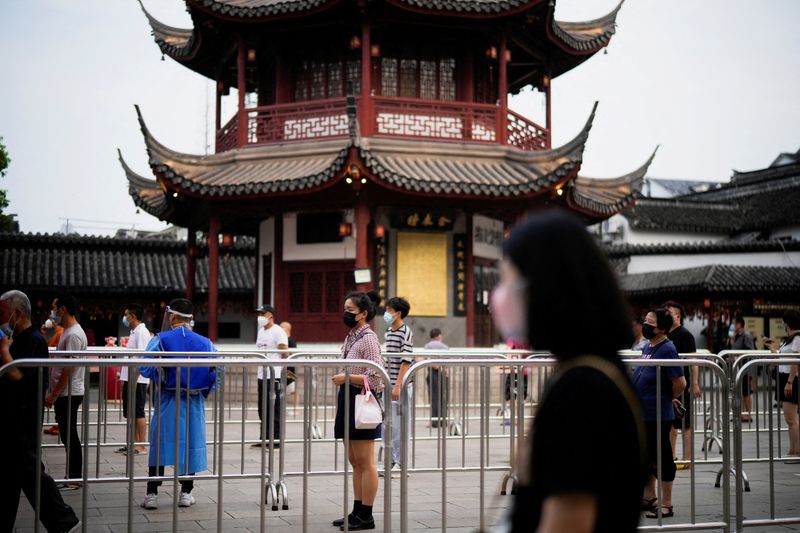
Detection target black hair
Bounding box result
[783,309,800,330]
[54,294,78,317]
[126,303,144,322]
[662,300,685,325]
[346,291,377,321]
[430,328,442,339]
[168,298,194,316]
[734,315,746,328]
[366,290,382,312]
[504,209,632,360]
[386,296,411,319]
[651,308,674,332]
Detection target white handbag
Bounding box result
[354,378,384,429]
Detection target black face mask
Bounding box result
[642,323,657,340]
[343,311,359,328]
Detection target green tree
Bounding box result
[0,137,15,231]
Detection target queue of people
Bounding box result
[1,210,799,532]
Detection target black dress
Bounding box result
[334,384,382,440]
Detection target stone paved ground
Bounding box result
[13,393,800,532]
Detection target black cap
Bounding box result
[255,304,275,314]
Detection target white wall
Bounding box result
[627,251,800,274]
[282,211,355,261]
[257,218,274,307]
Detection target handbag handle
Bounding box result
[361,376,371,395]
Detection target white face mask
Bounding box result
[44,318,54,329]
[490,280,528,342]
[257,316,269,329]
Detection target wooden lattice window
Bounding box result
[420,60,437,100]
[291,57,360,101]
[310,60,326,100]
[400,59,418,98]
[381,58,398,97]
[294,61,310,102]
[325,272,342,313]
[439,58,456,101]
[289,272,305,313]
[328,62,343,97]
[307,272,323,313]
[346,60,362,95]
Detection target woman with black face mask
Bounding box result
[330,291,384,531]
[632,308,687,519]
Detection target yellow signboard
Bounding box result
[744,316,765,350]
[397,232,447,316]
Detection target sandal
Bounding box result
[640,497,657,511]
[646,505,674,519]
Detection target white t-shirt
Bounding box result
[779,334,800,374]
[120,322,152,384]
[256,324,289,379]
[51,324,87,397]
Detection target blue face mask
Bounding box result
[50,309,62,325]
[728,324,735,338]
[383,310,394,325]
[122,315,130,328]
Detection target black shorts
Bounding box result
[776,373,799,404]
[122,382,148,419]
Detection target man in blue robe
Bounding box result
[138,298,217,510]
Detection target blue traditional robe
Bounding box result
[139,325,217,474]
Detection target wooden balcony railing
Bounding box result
[215,97,549,152]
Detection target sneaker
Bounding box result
[340,514,375,531]
[391,464,402,479]
[57,483,81,491]
[675,463,690,471]
[62,518,80,533]
[141,493,158,509]
[44,425,60,435]
[114,446,127,454]
[179,492,196,507]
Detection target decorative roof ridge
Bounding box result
[568,146,656,216]
[732,159,800,179]
[190,0,335,19]
[118,148,158,189]
[549,0,621,53]
[605,238,800,257]
[576,145,657,187]
[0,231,256,253]
[138,0,196,58]
[632,197,740,210]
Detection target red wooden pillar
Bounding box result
[207,215,220,342]
[185,227,196,300]
[360,21,372,136]
[354,192,371,292]
[497,36,508,144]
[236,39,247,148]
[465,213,475,347]
[544,73,552,149]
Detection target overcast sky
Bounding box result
[1,0,798,236]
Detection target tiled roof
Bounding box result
[619,264,800,297]
[0,232,255,296]
[356,105,595,196]
[126,103,598,200]
[606,239,800,258]
[138,0,196,59]
[567,147,656,219]
[549,1,621,53]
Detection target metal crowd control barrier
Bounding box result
[0,354,392,533]
[733,355,800,531]
[398,357,731,533]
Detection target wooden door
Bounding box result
[473,260,501,347]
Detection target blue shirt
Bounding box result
[632,339,683,422]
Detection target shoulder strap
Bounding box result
[556,356,648,470]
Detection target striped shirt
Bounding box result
[384,324,414,384]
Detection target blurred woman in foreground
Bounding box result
[493,210,646,533]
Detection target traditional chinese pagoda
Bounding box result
[122,0,654,344]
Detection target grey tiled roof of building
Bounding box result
[0,232,255,295]
[618,264,800,297]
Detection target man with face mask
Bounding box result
[0,290,80,532]
[138,298,217,510]
[47,294,87,489]
[116,303,151,455]
[253,304,288,448]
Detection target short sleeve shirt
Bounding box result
[779,334,800,374]
[384,324,414,385]
[632,339,683,421]
[120,322,152,384]
[256,324,288,379]
[51,324,87,396]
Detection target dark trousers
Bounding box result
[54,395,83,480]
[146,465,194,495]
[427,369,449,421]
[645,421,677,482]
[257,378,281,441]
[0,426,78,533]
